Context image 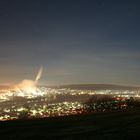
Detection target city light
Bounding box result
[0,86,140,121]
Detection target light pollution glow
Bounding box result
[14,66,43,96]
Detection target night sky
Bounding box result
[0,0,140,86]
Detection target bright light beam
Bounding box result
[35,66,43,83]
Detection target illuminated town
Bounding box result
[0,85,140,121]
[0,67,140,121]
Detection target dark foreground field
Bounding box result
[1,109,140,140]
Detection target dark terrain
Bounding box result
[53,84,140,90]
[1,108,140,140]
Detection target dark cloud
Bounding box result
[0,0,140,85]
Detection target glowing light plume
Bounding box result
[14,67,44,96]
[35,66,43,82]
[16,80,36,94]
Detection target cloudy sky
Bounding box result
[0,0,140,86]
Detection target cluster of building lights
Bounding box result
[0,87,140,121]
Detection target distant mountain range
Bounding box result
[0,84,140,90]
[51,84,140,90]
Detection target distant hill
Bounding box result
[1,84,139,90]
[51,84,140,90]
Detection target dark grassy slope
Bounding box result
[1,109,140,140]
